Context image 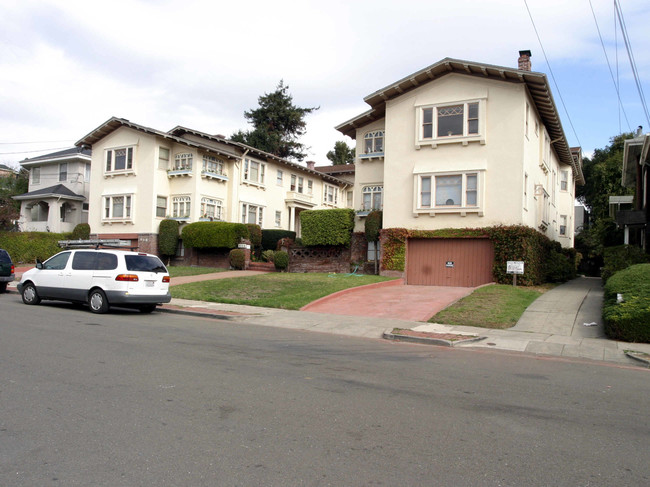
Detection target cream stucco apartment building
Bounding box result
[336,51,584,285]
[14,147,92,233]
[74,118,351,252]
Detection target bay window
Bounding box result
[172,196,191,218]
[362,186,383,211]
[174,153,193,171]
[201,197,223,220]
[364,130,384,154]
[202,155,225,176]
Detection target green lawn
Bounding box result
[170,272,396,310]
[167,266,227,278]
[430,284,553,329]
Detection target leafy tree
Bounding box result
[326,141,355,165]
[0,168,28,230]
[231,80,318,161]
[577,133,634,221]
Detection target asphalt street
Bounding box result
[1,296,648,486]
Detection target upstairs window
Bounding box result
[59,163,68,182]
[106,147,134,173]
[156,196,167,218]
[560,170,569,191]
[559,215,568,236]
[243,159,265,185]
[241,203,264,226]
[174,153,193,171]
[362,186,383,211]
[103,194,132,220]
[324,185,338,205]
[419,100,483,146]
[32,167,40,184]
[158,147,170,170]
[202,155,225,175]
[364,130,384,154]
[277,170,283,186]
[201,197,223,220]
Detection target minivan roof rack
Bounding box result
[57,239,138,251]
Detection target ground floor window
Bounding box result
[241,203,264,226]
[172,196,191,218]
[201,197,223,220]
[103,194,133,220]
[362,185,383,211]
[156,196,167,218]
[30,201,49,222]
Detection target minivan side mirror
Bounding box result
[36,259,43,270]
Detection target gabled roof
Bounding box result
[336,57,584,184]
[13,184,85,201]
[76,117,349,186]
[20,147,91,167]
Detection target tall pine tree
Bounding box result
[231,81,318,161]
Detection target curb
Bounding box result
[624,351,650,368]
[158,305,240,321]
[382,329,487,348]
[300,278,404,311]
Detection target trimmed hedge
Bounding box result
[274,250,289,271]
[261,229,296,250]
[380,225,578,285]
[0,231,69,264]
[246,224,262,248]
[602,245,649,283]
[603,263,650,342]
[70,223,90,240]
[181,222,249,249]
[229,249,246,270]
[300,208,355,247]
[158,219,179,258]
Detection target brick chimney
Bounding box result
[518,50,532,71]
[306,160,316,170]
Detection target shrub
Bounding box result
[274,250,289,271]
[70,223,90,240]
[158,219,179,261]
[261,249,275,262]
[181,222,249,249]
[0,231,67,263]
[261,229,296,250]
[544,249,574,282]
[603,263,650,342]
[229,249,246,270]
[602,245,649,283]
[300,208,355,246]
[246,224,262,248]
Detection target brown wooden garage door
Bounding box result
[406,238,494,287]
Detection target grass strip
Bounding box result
[430,284,552,329]
[168,266,227,278]
[170,272,395,310]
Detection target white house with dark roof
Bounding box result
[336,51,585,286]
[74,118,352,253]
[14,147,91,233]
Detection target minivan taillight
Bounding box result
[162,276,170,283]
[115,274,139,282]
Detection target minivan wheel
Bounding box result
[140,304,157,314]
[21,282,41,305]
[88,289,109,314]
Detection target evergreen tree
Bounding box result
[0,168,28,230]
[326,141,355,165]
[231,81,318,161]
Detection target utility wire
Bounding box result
[588,0,631,132]
[0,146,72,156]
[0,139,74,145]
[523,0,583,149]
[614,0,650,128]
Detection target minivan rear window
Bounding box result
[125,255,167,273]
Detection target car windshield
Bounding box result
[124,255,168,273]
[0,250,10,263]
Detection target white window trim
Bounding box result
[201,155,227,181]
[363,130,385,155]
[105,146,135,176]
[361,185,383,212]
[200,196,224,221]
[275,210,282,228]
[560,170,569,192]
[156,196,167,219]
[32,167,40,184]
[243,158,266,188]
[415,98,486,149]
[102,194,134,223]
[413,170,485,217]
[171,195,191,220]
[241,202,265,226]
[323,184,339,206]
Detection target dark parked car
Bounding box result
[0,249,15,293]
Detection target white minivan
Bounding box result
[17,249,171,314]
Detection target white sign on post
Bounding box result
[506,261,525,275]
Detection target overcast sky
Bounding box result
[1,0,649,169]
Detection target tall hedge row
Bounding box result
[0,231,68,263]
[261,229,296,250]
[300,208,355,246]
[158,219,180,258]
[603,263,650,342]
[181,222,249,249]
[380,225,578,285]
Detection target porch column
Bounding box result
[289,205,296,231]
[624,226,630,245]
